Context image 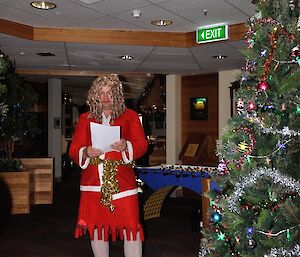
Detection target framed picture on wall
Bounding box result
[190,97,208,120]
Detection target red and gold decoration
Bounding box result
[90,158,135,212]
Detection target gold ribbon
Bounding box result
[90,157,135,212]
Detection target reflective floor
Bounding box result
[0,175,201,257]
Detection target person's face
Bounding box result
[100,85,113,110]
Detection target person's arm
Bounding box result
[69,113,104,168]
[69,113,91,166]
[123,111,148,162]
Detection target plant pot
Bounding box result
[0,171,30,214]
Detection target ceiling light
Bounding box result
[37,52,56,56]
[132,9,141,18]
[151,19,173,26]
[212,55,227,59]
[120,55,134,60]
[31,1,56,10]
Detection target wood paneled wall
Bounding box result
[181,74,219,165]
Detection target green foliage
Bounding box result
[0,158,22,171]
[0,50,39,163]
[202,1,300,257]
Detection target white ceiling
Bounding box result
[0,0,256,99]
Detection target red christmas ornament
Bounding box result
[291,45,299,58]
[247,101,256,110]
[257,81,270,90]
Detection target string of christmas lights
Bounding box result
[248,139,292,159]
[257,224,300,237]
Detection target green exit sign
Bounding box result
[196,25,228,44]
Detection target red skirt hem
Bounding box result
[74,222,144,242]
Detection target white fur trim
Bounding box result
[80,185,101,192]
[122,140,133,163]
[79,186,138,200]
[112,188,138,200]
[98,162,103,185]
[79,147,90,169]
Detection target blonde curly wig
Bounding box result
[87,74,126,122]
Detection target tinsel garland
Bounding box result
[159,164,218,173]
[239,110,300,137]
[198,243,211,257]
[198,234,300,257]
[263,244,300,257]
[90,157,135,212]
[228,167,300,214]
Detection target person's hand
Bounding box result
[111,138,127,152]
[85,146,103,158]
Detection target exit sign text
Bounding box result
[196,25,228,44]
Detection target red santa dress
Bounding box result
[69,108,148,241]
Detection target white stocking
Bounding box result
[91,228,109,257]
[124,231,142,257]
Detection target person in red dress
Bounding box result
[69,74,148,257]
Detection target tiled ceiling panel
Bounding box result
[68,0,151,14]
[66,43,154,71]
[0,34,68,69]
[0,0,101,27]
[114,4,196,32]
[190,41,245,70]
[225,0,257,17]
[0,4,50,26]
[67,15,145,30]
[139,47,200,73]
[157,0,251,28]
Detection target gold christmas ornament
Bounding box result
[238,141,249,152]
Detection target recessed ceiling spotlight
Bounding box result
[37,52,56,56]
[212,55,227,59]
[120,55,134,60]
[132,9,141,18]
[31,1,56,10]
[151,19,173,26]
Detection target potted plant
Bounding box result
[0,50,40,214]
[0,50,39,171]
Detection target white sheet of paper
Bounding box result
[90,122,120,152]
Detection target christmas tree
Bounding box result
[199,1,300,257]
